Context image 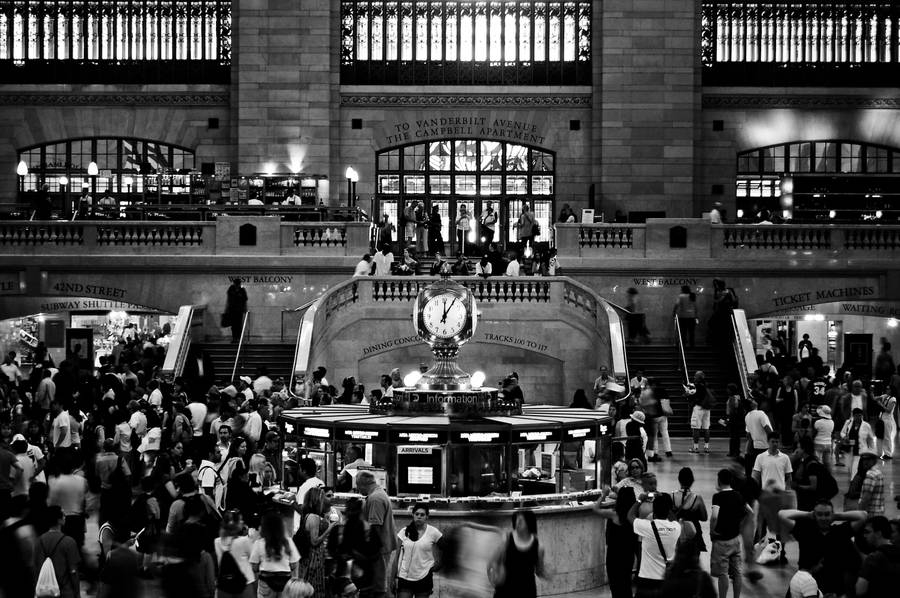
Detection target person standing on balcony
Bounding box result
[414,200,428,255]
[225,278,248,343]
[480,203,498,250]
[455,204,471,256]
[516,202,536,251]
[709,202,723,224]
[403,201,417,250]
[673,285,697,349]
[428,205,444,256]
[373,244,394,276]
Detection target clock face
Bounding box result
[422,294,468,339]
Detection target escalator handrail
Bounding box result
[730,308,757,399]
[230,310,250,382]
[673,314,690,386]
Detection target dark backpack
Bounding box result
[217,548,247,593]
[292,513,311,559]
[129,493,151,533]
[811,461,839,499]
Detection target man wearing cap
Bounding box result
[624,411,648,467]
[812,405,834,472]
[789,569,823,598]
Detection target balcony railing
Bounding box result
[0,0,231,83]
[701,1,900,86]
[555,221,900,259]
[0,220,374,255]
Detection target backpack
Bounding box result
[532,219,541,236]
[811,460,839,499]
[217,546,248,593]
[129,493,151,533]
[35,536,65,598]
[172,413,192,445]
[292,513,312,559]
[700,388,717,410]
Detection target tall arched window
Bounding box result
[376,139,554,252]
[736,140,900,221]
[341,1,592,85]
[18,137,195,198]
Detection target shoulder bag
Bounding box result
[650,521,671,571]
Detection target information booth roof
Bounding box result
[280,405,611,440]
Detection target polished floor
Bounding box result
[569,437,899,598]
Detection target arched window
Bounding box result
[18,137,195,196]
[341,1,592,85]
[375,139,554,251]
[735,140,900,221]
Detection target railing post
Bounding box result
[554,223,581,257]
[831,227,847,255]
[345,222,373,256]
[82,223,97,248]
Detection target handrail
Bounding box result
[603,302,630,405]
[673,314,690,386]
[230,311,250,382]
[730,309,757,399]
[287,299,324,403]
[161,304,207,379]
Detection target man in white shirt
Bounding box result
[752,432,794,561]
[373,245,394,276]
[242,401,263,445]
[187,396,208,441]
[504,256,521,276]
[127,401,148,439]
[146,380,163,408]
[296,457,324,505]
[1,352,22,384]
[628,492,681,595]
[744,398,773,475]
[50,400,71,449]
[35,369,56,412]
[353,254,373,277]
[252,368,273,397]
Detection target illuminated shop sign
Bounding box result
[514,429,560,442]
[397,445,437,455]
[564,427,595,440]
[390,430,448,444]
[599,424,608,435]
[452,430,508,443]
[302,426,331,439]
[339,429,385,442]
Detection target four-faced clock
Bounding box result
[422,293,468,339]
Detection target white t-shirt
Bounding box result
[745,410,772,449]
[850,393,865,412]
[397,525,443,581]
[354,259,372,277]
[129,411,148,437]
[249,536,300,573]
[215,535,256,583]
[148,388,163,408]
[633,518,681,580]
[373,252,394,276]
[115,422,133,453]
[813,419,834,445]
[753,450,793,491]
[504,261,521,276]
[13,453,36,497]
[244,411,263,443]
[188,402,208,437]
[51,411,72,448]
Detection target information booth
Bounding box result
[276,404,612,595]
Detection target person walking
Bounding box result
[33,505,81,598]
[225,279,249,343]
[214,510,255,598]
[752,432,793,563]
[391,503,443,598]
[250,510,300,598]
[488,510,546,598]
[873,386,897,460]
[628,492,681,598]
[673,285,697,348]
[710,468,752,598]
[812,405,835,473]
[358,471,396,598]
[298,486,338,598]
[593,487,637,598]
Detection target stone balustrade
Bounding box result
[555,221,900,260]
[0,218,373,256]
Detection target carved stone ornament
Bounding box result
[702,94,900,110]
[0,93,229,106]
[341,93,592,107]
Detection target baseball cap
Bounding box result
[240,376,252,385]
[789,571,822,598]
[12,433,26,443]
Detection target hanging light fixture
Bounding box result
[16,160,28,176]
[87,161,99,176]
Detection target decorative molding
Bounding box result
[703,94,900,110]
[0,93,229,106]
[341,93,591,107]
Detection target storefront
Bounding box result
[0,299,176,370]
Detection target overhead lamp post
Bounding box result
[87,161,99,217]
[59,175,70,219]
[16,160,28,203]
[345,166,359,209]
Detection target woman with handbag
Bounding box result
[488,510,546,598]
[214,510,256,598]
[250,510,300,598]
[297,487,338,598]
[391,503,443,598]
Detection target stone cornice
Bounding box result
[341,93,591,107]
[0,92,229,106]
[703,94,900,109]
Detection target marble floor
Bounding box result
[567,437,899,598]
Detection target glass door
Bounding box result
[427,199,450,257]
